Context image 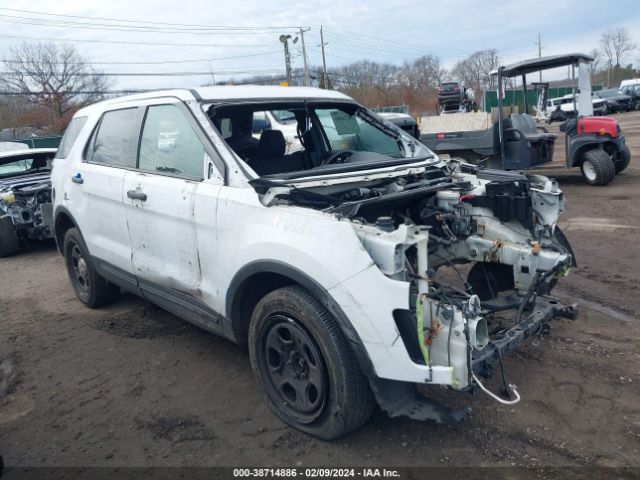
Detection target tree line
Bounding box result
[0,26,638,135]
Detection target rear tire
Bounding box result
[0,216,20,258]
[63,228,120,308]
[613,145,631,174]
[580,149,615,186]
[249,285,375,440]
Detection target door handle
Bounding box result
[71,173,84,184]
[127,189,147,201]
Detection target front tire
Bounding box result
[63,228,120,308]
[0,216,20,258]
[249,286,375,440]
[613,145,631,174]
[580,149,615,186]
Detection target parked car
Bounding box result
[619,84,640,111]
[52,86,577,439]
[594,88,633,113]
[378,112,420,138]
[437,81,475,112]
[544,93,606,120]
[251,110,303,154]
[619,78,640,90]
[0,147,58,257]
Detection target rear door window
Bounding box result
[138,104,205,179]
[88,108,139,168]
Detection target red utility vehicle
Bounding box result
[421,54,630,186]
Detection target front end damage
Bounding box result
[0,172,54,242]
[254,160,577,420]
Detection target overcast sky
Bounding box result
[1,0,639,90]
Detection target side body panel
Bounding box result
[122,171,206,296]
[65,162,132,273]
[200,185,456,385]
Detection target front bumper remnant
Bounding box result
[372,296,577,423]
[472,296,578,370]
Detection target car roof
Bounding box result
[378,112,413,119]
[491,53,594,77]
[75,86,354,116]
[0,141,29,153]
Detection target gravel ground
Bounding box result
[1,111,639,474]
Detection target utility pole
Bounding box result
[320,26,328,89]
[279,35,293,85]
[299,27,311,87]
[535,33,544,82]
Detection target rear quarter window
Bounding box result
[56,116,87,159]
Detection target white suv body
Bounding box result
[52,86,576,439]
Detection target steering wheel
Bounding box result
[321,149,355,165]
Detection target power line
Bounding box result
[0,33,279,48]
[322,32,467,60]
[323,28,471,56]
[0,90,151,95]
[0,50,282,65]
[0,14,296,36]
[0,69,284,77]
[0,7,304,30]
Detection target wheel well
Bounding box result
[54,212,75,253]
[602,141,620,157]
[229,272,296,346]
[573,142,607,167]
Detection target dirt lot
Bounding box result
[1,112,640,473]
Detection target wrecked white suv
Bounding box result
[52,87,577,439]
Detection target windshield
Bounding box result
[440,83,461,91]
[207,100,434,177]
[620,86,638,95]
[597,90,618,98]
[0,152,53,177]
[0,158,33,175]
[311,105,432,161]
[315,108,404,157]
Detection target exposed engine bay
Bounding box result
[0,149,57,248]
[252,159,578,404]
[1,173,54,239]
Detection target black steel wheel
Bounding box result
[69,242,91,297]
[63,228,120,308]
[249,286,375,440]
[259,314,328,424]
